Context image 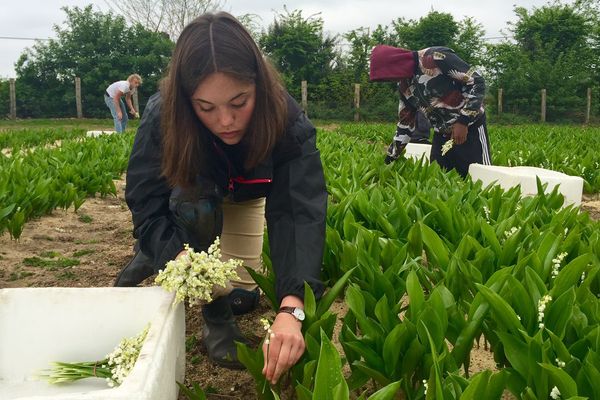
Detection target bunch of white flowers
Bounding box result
[155,237,241,307]
[555,358,566,368]
[42,324,150,388]
[441,139,454,156]
[104,324,150,387]
[422,379,428,395]
[551,252,568,280]
[538,294,552,330]
[503,226,519,241]
[550,386,561,399]
[483,206,491,222]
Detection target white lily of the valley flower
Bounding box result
[551,252,568,280]
[550,386,561,399]
[503,226,518,240]
[105,324,150,386]
[538,295,552,330]
[156,237,241,307]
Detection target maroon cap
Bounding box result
[369,45,416,81]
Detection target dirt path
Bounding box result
[1,180,598,399]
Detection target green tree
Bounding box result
[485,1,598,121]
[14,5,173,118]
[392,11,459,50]
[390,11,485,65]
[259,8,338,96]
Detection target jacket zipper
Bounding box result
[213,142,272,192]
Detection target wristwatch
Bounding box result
[278,306,305,322]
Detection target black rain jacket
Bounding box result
[125,92,327,302]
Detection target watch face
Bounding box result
[292,308,305,321]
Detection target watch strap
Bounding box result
[278,306,303,321]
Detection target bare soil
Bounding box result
[1,177,598,399]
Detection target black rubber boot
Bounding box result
[228,288,260,315]
[202,296,249,369]
[114,249,155,287]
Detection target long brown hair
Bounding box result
[160,12,287,188]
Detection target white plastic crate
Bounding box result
[86,130,116,137]
[469,164,584,206]
[0,287,185,400]
[403,143,431,161]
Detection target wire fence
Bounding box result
[2,77,599,124]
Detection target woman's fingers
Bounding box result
[262,331,305,383]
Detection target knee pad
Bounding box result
[169,179,224,251]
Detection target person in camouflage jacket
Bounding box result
[369,45,492,177]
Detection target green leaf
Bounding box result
[420,222,450,269]
[316,267,355,318]
[176,381,208,400]
[458,370,491,400]
[545,287,576,338]
[383,324,408,377]
[295,384,313,400]
[407,223,423,258]
[313,330,344,400]
[353,361,391,386]
[475,283,522,333]
[367,380,402,400]
[539,363,578,397]
[332,380,350,399]
[245,267,278,311]
[496,331,529,378]
[304,281,317,324]
[407,270,425,316]
[0,203,15,220]
[551,254,591,298]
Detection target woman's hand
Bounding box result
[262,296,305,384]
[451,122,468,144]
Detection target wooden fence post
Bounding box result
[497,88,503,115]
[301,80,308,117]
[354,83,361,122]
[75,77,82,118]
[585,88,592,125]
[133,91,139,116]
[541,89,546,123]
[9,78,16,120]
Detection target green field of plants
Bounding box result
[1,122,600,399]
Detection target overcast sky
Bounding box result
[0,0,576,78]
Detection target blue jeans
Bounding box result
[104,95,128,133]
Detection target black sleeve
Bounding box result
[265,113,327,303]
[125,93,191,269]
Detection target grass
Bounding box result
[39,250,61,258]
[73,249,95,257]
[186,334,199,352]
[9,268,34,281]
[23,256,80,270]
[78,214,93,223]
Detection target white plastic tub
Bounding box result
[469,164,584,206]
[86,131,116,138]
[404,143,431,161]
[0,287,185,400]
